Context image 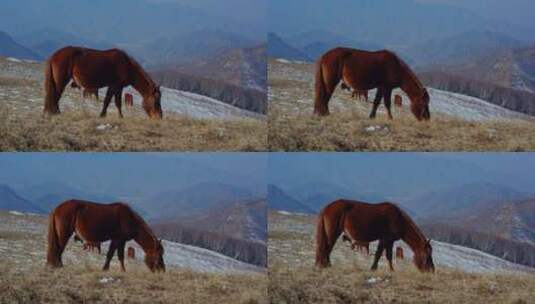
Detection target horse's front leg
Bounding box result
[116,241,126,271]
[371,240,385,270]
[102,240,117,271]
[99,88,114,118]
[114,89,124,118]
[369,88,384,119]
[385,241,395,271]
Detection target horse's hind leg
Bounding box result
[99,88,114,118]
[371,241,385,270]
[114,90,123,118]
[369,88,384,119]
[117,241,126,271]
[383,88,393,119]
[103,240,118,271]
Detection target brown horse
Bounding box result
[46,199,165,272]
[124,93,134,107]
[396,246,404,259]
[44,46,162,119]
[316,199,434,272]
[127,246,136,259]
[394,94,403,107]
[314,47,430,120]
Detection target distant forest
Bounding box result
[152,222,266,268]
[422,223,535,268]
[151,70,267,114]
[419,71,535,116]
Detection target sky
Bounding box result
[415,0,535,29]
[0,153,267,199]
[149,0,266,28]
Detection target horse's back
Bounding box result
[323,199,402,221]
[321,47,399,63]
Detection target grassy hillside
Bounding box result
[0,211,266,304]
[0,58,266,151]
[268,59,535,151]
[268,211,535,304]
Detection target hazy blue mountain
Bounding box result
[285,29,384,60]
[142,182,258,220]
[0,185,42,213]
[405,182,530,218]
[0,31,41,60]
[267,33,311,61]
[18,181,119,213]
[267,184,314,214]
[286,181,386,212]
[141,30,254,65]
[15,28,113,58]
[408,30,524,67]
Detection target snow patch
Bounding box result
[96,124,113,131]
[277,211,293,216]
[99,277,120,284]
[366,277,381,284]
[8,211,24,216]
[6,57,22,63]
[364,125,388,132]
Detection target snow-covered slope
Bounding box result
[122,86,264,120]
[164,241,263,273]
[396,240,534,274]
[426,88,531,121]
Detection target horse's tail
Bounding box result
[316,206,338,268]
[43,60,59,115]
[313,58,329,116]
[46,211,62,267]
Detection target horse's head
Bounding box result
[143,85,163,119]
[145,239,165,272]
[410,89,430,121]
[414,239,435,273]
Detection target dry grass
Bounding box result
[268,59,535,151]
[268,105,535,151]
[0,104,267,151]
[269,263,535,304]
[0,263,267,304]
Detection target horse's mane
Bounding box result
[394,54,425,91]
[123,51,156,89]
[396,205,427,243]
[126,204,158,244]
